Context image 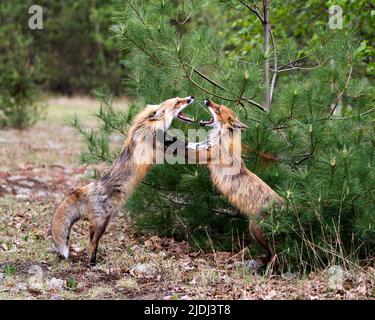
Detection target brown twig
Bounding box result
[327,64,353,118]
[184,63,230,93]
[295,151,314,165]
[325,107,375,120]
[277,59,328,73]
[188,72,234,101]
[316,64,353,121]
[188,70,266,112]
[269,25,277,103]
[275,55,312,72]
[239,0,264,23]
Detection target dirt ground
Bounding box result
[0,97,374,300]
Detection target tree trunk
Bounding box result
[262,0,270,110]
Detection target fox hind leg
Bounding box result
[89,215,111,266]
[249,221,274,264]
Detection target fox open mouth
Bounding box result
[175,96,195,123]
[199,99,216,127]
[177,111,194,123]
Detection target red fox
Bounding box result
[51,96,195,265]
[189,99,283,263]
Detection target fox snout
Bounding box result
[204,99,211,107]
[187,96,194,104]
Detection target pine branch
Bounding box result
[238,0,264,23]
[327,64,353,118]
[236,78,248,103]
[277,59,328,73]
[128,1,146,25]
[241,97,267,112]
[187,69,266,112]
[275,55,312,71]
[211,207,242,218]
[184,63,230,93]
[295,151,314,165]
[176,13,192,25]
[326,107,375,120]
[187,70,231,100]
[166,193,242,217]
[123,33,164,66]
[273,105,375,131]
[315,64,353,121]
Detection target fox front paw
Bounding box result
[186,142,198,150]
[187,141,213,150]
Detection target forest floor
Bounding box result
[0,96,374,300]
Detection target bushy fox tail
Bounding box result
[51,183,93,259]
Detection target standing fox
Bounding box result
[51,96,195,265]
[190,99,283,263]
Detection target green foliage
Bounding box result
[66,277,78,291]
[31,0,123,94]
[0,2,44,128]
[217,0,375,76]
[3,264,17,277]
[1,0,122,96]
[76,0,375,269]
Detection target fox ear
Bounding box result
[149,108,164,121]
[233,119,248,129]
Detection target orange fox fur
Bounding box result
[51,96,194,265]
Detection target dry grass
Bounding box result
[0,96,374,300]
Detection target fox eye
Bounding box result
[216,107,220,114]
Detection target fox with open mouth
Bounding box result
[190,99,283,265]
[51,96,195,266]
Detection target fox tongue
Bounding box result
[177,112,194,123]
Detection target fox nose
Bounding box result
[187,96,194,103]
[204,99,210,107]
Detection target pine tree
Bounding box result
[76,0,375,270]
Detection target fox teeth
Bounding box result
[177,112,194,123]
[199,117,214,126]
